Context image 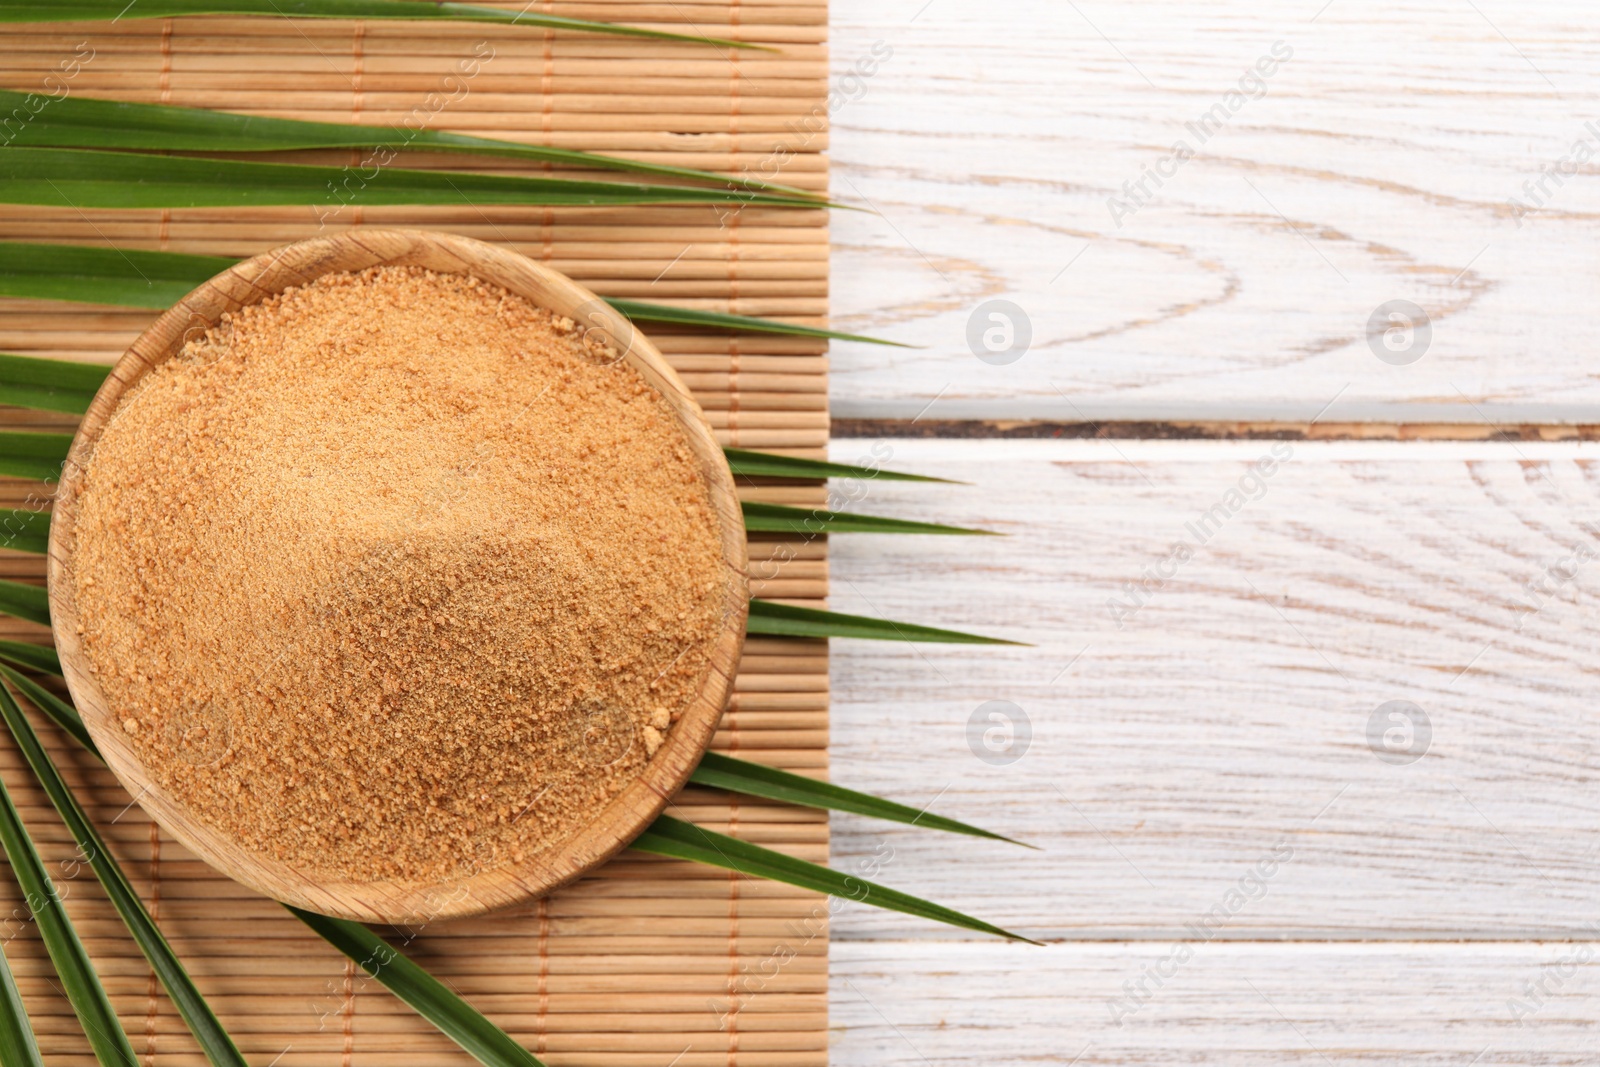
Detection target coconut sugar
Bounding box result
[70,265,726,883]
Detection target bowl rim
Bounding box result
[45,228,749,924]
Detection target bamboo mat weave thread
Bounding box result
[0,4,830,1063]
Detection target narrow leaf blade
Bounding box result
[0,666,90,752]
[747,599,1022,645]
[0,91,811,196]
[0,581,49,628]
[634,815,1035,942]
[0,432,71,483]
[0,682,249,1066]
[740,501,993,536]
[0,509,50,555]
[0,242,232,309]
[690,752,1029,845]
[0,761,138,1065]
[0,941,43,1067]
[0,641,61,677]
[0,148,823,210]
[607,299,908,346]
[0,1,771,48]
[287,907,546,1067]
[0,352,109,414]
[724,448,951,483]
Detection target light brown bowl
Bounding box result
[46,229,749,925]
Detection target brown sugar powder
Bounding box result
[70,265,727,883]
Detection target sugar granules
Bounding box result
[71,265,726,883]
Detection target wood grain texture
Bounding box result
[827,0,1600,423]
[831,941,1599,1066]
[824,438,1600,941]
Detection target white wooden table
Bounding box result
[825,2,1600,1062]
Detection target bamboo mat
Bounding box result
[0,4,830,1063]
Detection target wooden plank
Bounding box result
[826,437,1600,940]
[828,0,1600,423]
[832,940,1600,1066]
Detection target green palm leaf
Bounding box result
[289,907,546,1067]
[741,501,991,536]
[0,91,809,196]
[747,599,1021,644]
[606,299,907,347]
[0,242,898,345]
[0,682,249,1066]
[0,641,59,677]
[0,432,71,483]
[0,509,49,555]
[0,148,824,211]
[0,243,232,309]
[725,447,951,483]
[0,352,109,415]
[635,815,1035,941]
[0,759,138,1066]
[0,0,767,48]
[0,581,48,628]
[689,752,1029,845]
[0,665,89,750]
[0,937,43,1067]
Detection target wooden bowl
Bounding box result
[46,229,749,924]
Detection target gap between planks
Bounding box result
[831,418,1600,442]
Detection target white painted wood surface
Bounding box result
[827,0,1600,423]
[832,941,1600,1065]
[825,439,1600,1061]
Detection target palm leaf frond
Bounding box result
[0,242,898,344]
[0,582,48,628]
[0,352,109,414]
[606,299,908,347]
[0,0,769,49]
[635,815,1035,941]
[289,907,547,1067]
[690,752,1029,845]
[0,666,88,749]
[0,641,59,677]
[747,598,1021,644]
[0,91,810,196]
[0,148,826,210]
[0,432,71,483]
[0,242,233,309]
[741,501,991,536]
[0,938,42,1067]
[725,448,952,483]
[0,509,49,555]
[0,682,249,1066]
[0,762,137,1065]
